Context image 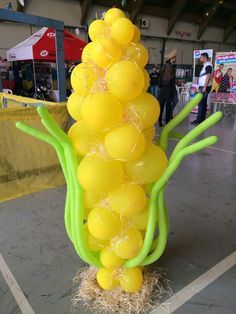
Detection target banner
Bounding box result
[193,49,213,59]
[214,52,236,93]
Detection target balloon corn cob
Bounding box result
[16,8,222,294]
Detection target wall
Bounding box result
[0,2,236,64]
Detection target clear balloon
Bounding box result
[123,42,148,68]
[120,267,143,292]
[108,183,146,216]
[100,247,124,268]
[111,17,134,45]
[90,38,121,68]
[104,8,125,25]
[77,153,124,194]
[104,124,145,161]
[125,143,168,184]
[96,268,119,290]
[106,60,144,101]
[87,206,121,241]
[81,92,123,132]
[71,62,98,95]
[68,120,103,156]
[125,92,160,129]
[111,227,143,259]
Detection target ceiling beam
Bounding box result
[223,11,236,42]
[198,0,236,11]
[93,0,124,9]
[167,0,188,35]
[80,0,92,25]
[197,0,222,39]
[129,0,145,23]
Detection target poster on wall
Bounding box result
[214,52,236,93]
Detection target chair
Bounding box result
[180,84,190,102]
[2,88,13,94]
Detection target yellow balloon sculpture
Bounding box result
[16,6,222,298]
[68,7,163,293]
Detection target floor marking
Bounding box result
[0,253,35,314]
[151,251,236,314]
[208,146,236,155]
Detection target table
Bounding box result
[208,93,236,116]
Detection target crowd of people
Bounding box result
[149,51,234,127]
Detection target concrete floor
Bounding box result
[0,113,236,314]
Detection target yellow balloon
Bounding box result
[100,247,124,268]
[125,143,168,184]
[104,8,125,25]
[120,267,143,293]
[123,42,148,68]
[71,62,98,95]
[143,69,150,92]
[104,124,145,162]
[111,227,143,259]
[68,121,103,156]
[90,38,122,68]
[125,92,160,129]
[88,19,108,41]
[81,42,97,63]
[132,25,141,43]
[87,206,121,241]
[84,224,108,251]
[131,207,148,230]
[143,126,155,142]
[84,190,104,209]
[97,268,119,290]
[106,60,144,101]
[108,183,146,216]
[77,153,124,194]
[81,92,123,132]
[111,17,134,45]
[66,92,85,121]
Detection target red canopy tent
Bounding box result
[7,27,87,62]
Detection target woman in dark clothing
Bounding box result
[158,61,175,126]
[218,68,233,93]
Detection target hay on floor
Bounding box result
[71,266,169,314]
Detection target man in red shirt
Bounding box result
[211,63,224,92]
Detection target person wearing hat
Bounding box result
[191,52,212,124]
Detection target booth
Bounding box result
[7,27,87,100]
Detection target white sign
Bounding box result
[193,49,213,59]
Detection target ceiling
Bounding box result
[88,0,236,41]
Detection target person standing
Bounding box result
[158,61,175,126]
[149,65,159,99]
[211,63,224,92]
[191,52,212,124]
[218,68,233,93]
